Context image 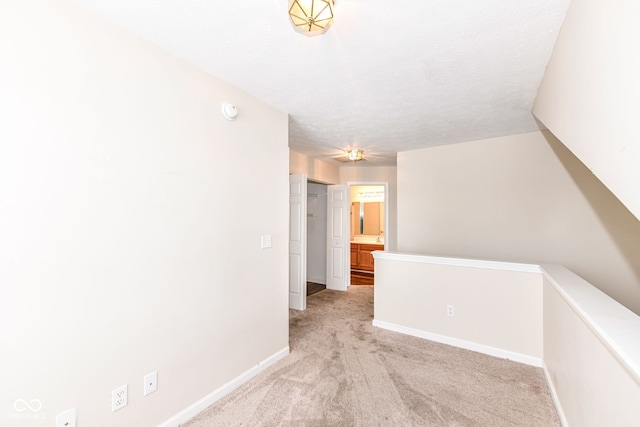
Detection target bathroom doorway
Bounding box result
[348,183,388,286]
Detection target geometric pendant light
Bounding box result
[288,0,335,35]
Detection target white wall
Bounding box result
[397,131,640,314]
[290,150,339,184]
[307,182,328,284]
[340,166,397,252]
[534,0,640,222]
[0,1,289,426]
[373,253,543,364]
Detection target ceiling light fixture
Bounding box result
[288,0,335,35]
[348,149,363,162]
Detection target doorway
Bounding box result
[307,181,328,296]
[348,183,388,286]
[289,175,389,310]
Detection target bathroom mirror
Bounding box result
[351,201,384,235]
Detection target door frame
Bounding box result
[289,173,307,310]
[347,181,390,252]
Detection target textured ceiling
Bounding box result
[70,0,570,166]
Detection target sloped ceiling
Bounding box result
[70,0,570,166]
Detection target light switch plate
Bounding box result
[261,235,272,249]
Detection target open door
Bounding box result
[289,174,307,310]
[326,185,349,291]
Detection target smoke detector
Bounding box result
[221,103,238,120]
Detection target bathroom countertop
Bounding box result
[351,236,384,245]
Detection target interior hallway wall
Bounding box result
[0,1,289,425]
[290,150,339,184]
[397,131,640,314]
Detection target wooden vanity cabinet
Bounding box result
[350,243,383,272]
[350,245,358,267]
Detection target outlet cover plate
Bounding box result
[111,384,127,412]
[447,305,455,317]
[261,235,272,249]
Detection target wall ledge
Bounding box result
[540,264,640,386]
[373,251,541,273]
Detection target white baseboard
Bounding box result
[542,362,569,427]
[158,346,289,427]
[372,319,543,367]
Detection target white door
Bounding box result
[326,185,349,291]
[289,174,307,310]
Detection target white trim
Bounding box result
[158,347,289,427]
[346,181,390,253]
[540,264,640,387]
[373,251,541,273]
[372,319,543,367]
[542,361,569,427]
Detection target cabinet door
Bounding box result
[357,244,383,272]
[358,247,375,271]
[350,244,358,268]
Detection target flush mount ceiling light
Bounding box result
[288,0,335,35]
[348,149,364,162]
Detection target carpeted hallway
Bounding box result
[185,286,560,426]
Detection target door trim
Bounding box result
[347,181,390,252]
[289,173,307,310]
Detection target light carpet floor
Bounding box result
[184,286,560,426]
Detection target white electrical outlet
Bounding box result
[111,384,127,412]
[447,305,455,317]
[144,371,158,396]
[261,234,272,249]
[56,407,76,427]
